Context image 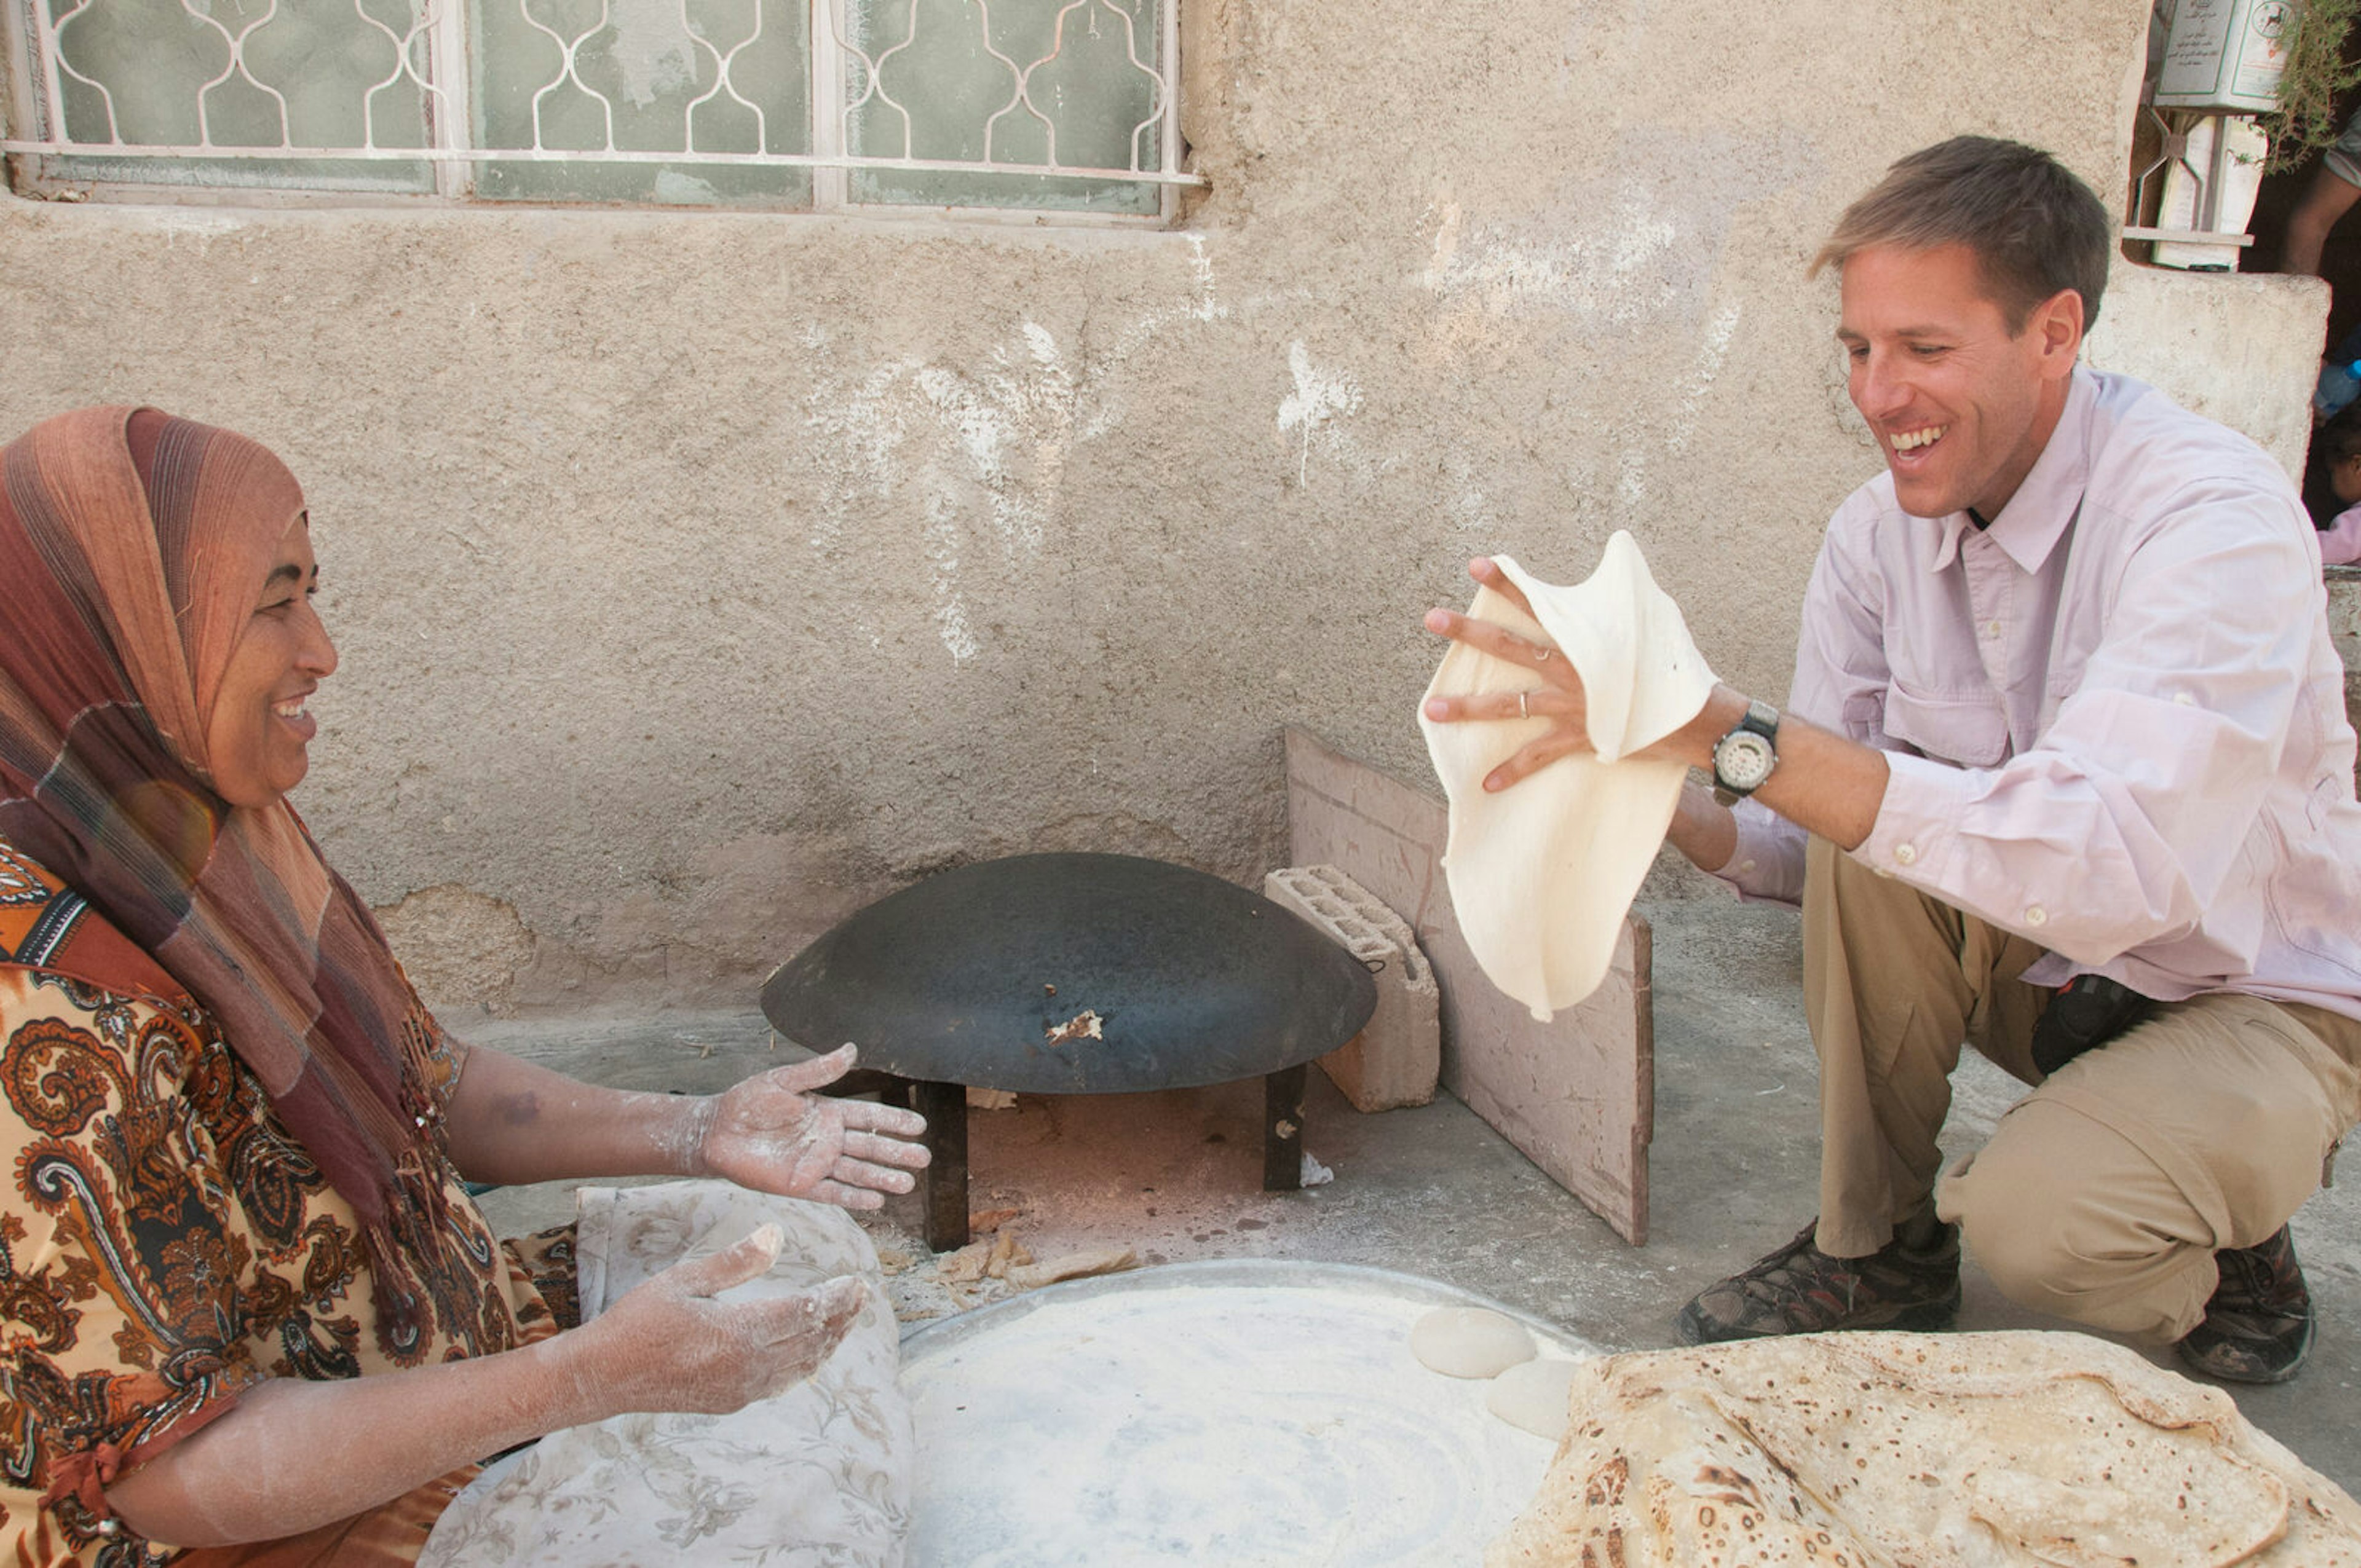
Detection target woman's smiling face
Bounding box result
[205,518,338,808]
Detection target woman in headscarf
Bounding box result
[0,407,930,1564]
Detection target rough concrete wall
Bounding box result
[0,0,2318,1012]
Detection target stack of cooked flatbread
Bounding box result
[1487,1331,2361,1566]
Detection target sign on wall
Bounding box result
[2154,0,2298,112]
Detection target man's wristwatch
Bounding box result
[1710,700,1781,806]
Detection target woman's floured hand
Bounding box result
[690,1044,931,1209]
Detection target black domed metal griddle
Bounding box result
[761,853,1378,1248]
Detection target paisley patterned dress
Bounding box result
[0,835,568,1566]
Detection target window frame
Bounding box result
[0,0,1199,224]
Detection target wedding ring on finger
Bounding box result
[1519,691,1530,719]
[1534,647,1553,662]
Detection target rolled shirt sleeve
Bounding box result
[1706,798,1808,906]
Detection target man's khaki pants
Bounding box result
[1803,835,2361,1342]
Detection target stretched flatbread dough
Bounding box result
[1486,1331,2361,1567]
[1420,533,1715,1020]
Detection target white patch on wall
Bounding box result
[1614,441,1650,514]
[151,211,247,237]
[1276,340,1365,487]
[800,255,1235,664]
[1420,133,1815,348]
[1606,305,1742,522]
[1442,451,1502,536]
[1090,235,1230,438]
[923,492,981,663]
[1425,184,1682,327]
[1664,302,1741,457]
[804,322,1085,664]
[807,361,916,552]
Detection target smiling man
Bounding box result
[1425,137,2361,1383]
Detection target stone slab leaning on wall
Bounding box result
[1283,728,1654,1245]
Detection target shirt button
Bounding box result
[1984,621,2002,638]
[2024,905,2048,926]
[2172,691,2196,706]
[1738,859,1757,875]
[1894,842,1918,866]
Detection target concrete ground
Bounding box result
[469,893,2361,1499]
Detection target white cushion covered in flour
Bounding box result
[419,1181,909,1568]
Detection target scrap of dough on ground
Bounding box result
[1486,1330,2361,1567]
[1420,530,1715,1021]
[1410,1306,1540,1379]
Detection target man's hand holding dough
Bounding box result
[1422,555,1891,861]
[1422,557,1600,794]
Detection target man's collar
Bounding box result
[1927,364,2094,574]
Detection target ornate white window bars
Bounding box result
[0,0,1197,217]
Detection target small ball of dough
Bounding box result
[1410,1306,1536,1379]
[1485,1357,1583,1441]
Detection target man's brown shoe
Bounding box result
[2176,1225,2314,1385]
[1677,1218,1961,1345]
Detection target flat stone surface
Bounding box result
[1283,728,1651,1242]
[467,892,2361,1502]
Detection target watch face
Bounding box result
[1715,731,1775,791]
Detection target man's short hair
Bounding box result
[1810,136,2112,332]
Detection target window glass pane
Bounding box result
[844,0,1160,215]
[468,0,810,207]
[40,0,432,192]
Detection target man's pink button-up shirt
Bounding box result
[1717,366,2361,1020]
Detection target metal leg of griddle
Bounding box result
[1263,1062,1307,1191]
[912,1079,970,1252]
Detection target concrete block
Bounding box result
[1264,864,1439,1111]
[1281,727,1653,1244]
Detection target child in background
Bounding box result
[2309,403,2361,565]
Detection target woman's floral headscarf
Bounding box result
[0,406,443,1350]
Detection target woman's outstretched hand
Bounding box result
[691,1044,931,1209]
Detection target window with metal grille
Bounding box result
[0,0,1197,219]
